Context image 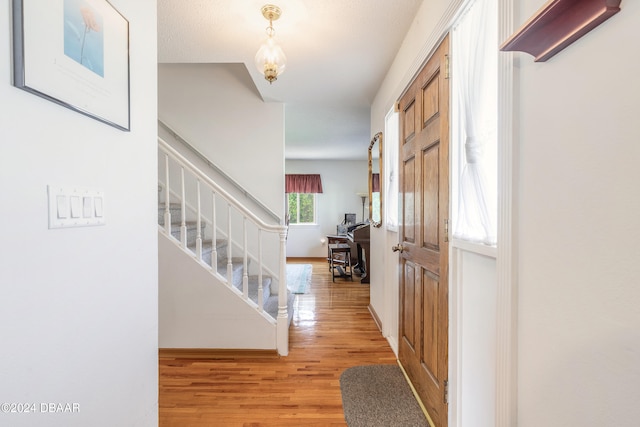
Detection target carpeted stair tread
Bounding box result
[168,220,205,228]
[186,238,226,251]
[157,203,184,225]
[169,221,206,247]
[186,239,228,267]
[232,275,274,303]
[263,292,295,325]
[241,275,294,325]
[216,258,246,287]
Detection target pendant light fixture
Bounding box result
[255,4,286,84]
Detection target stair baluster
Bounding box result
[211,191,217,271]
[195,179,202,261]
[164,154,171,234]
[277,230,289,356]
[226,205,233,285]
[242,217,249,299]
[258,230,264,313]
[180,167,187,249]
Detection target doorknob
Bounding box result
[392,244,404,253]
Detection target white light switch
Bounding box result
[48,186,105,229]
[56,195,68,219]
[94,197,104,217]
[82,197,92,218]
[70,196,81,218]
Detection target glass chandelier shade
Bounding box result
[255,5,286,84]
[255,33,287,83]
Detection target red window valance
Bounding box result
[285,174,323,193]
[372,173,380,192]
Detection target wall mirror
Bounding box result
[368,132,383,228]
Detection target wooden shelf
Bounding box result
[500,0,622,62]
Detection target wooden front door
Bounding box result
[397,35,450,427]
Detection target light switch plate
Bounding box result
[48,186,106,229]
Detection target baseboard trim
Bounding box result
[159,348,280,359]
[286,257,325,262]
[368,304,382,332]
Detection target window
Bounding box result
[285,174,323,225]
[288,193,317,224]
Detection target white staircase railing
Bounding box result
[158,137,290,356]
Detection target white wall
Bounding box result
[0,1,158,426]
[158,235,276,349]
[454,248,497,427]
[158,63,285,219]
[285,159,368,258]
[516,1,640,425]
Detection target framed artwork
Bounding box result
[12,0,130,131]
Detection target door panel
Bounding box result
[422,144,440,250]
[402,261,417,352]
[422,271,440,380]
[403,155,416,244]
[398,34,450,427]
[404,100,416,142]
[422,75,440,125]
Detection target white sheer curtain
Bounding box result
[384,108,399,231]
[452,0,498,245]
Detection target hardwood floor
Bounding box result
[159,258,397,426]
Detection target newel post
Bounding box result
[276,228,289,356]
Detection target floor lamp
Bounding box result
[356,192,368,222]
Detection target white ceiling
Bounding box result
[158,0,423,160]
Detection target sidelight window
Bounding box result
[451,0,498,245]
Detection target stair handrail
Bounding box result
[158,120,281,224]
